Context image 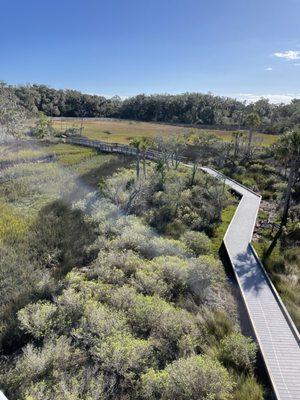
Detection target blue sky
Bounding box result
[0,0,299,103]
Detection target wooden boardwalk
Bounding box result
[201,167,300,400]
[66,137,300,400]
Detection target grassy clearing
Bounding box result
[48,142,133,181]
[0,200,32,243]
[0,144,46,162]
[52,118,278,146]
[0,142,129,219]
[47,143,97,165]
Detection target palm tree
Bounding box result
[140,137,151,176]
[265,129,300,258]
[130,137,142,178]
[155,159,166,182]
[232,130,245,158]
[245,113,261,157]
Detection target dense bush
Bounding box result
[180,230,212,255]
[232,375,264,400]
[219,333,257,373]
[140,355,234,400]
[103,166,230,237]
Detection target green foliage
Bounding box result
[103,166,230,237]
[180,230,212,256]
[18,301,58,339]
[0,242,49,349]
[5,336,88,399]
[0,139,259,400]
[232,375,264,400]
[23,371,105,400]
[0,82,26,138]
[211,205,237,254]
[92,332,155,381]
[28,200,97,276]
[134,256,189,299]
[255,240,300,330]
[11,82,300,133]
[204,310,235,344]
[141,355,234,400]
[245,113,261,129]
[0,201,30,244]
[32,111,53,138]
[219,333,257,373]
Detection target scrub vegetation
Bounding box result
[0,142,264,399]
[1,82,299,400]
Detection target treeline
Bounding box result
[7,82,300,133]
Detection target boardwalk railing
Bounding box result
[65,136,160,160]
[200,167,300,400]
[250,244,300,345]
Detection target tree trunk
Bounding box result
[247,129,253,157]
[266,158,296,258]
[142,153,146,176]
[190,162,198,186]
[281,158,296,227]
[234,136,239,158]
[136,149,140,179]
[265,226,282,259]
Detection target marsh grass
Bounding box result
[52,118,278,146]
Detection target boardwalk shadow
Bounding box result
[234,244,266,295]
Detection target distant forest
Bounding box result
[8,83,300,133]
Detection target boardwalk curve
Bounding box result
[201,167,300,400]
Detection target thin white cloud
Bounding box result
[273,50,300,60]
[265,67,273,71]
[294,63,300,66]
[88,93,128,100]
[232,93,300,104]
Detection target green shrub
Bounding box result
[92,332,155,382]
[140,355,234,400]
[204,310,235,344]
[180,230,212,256]
[219,333,257,372]
[134,256,189,300]
[72,300,128,345]
[284,247,300,264]
[187,256,228,308]
[18,301,58,339]
[109,288,199,360]
[164,219,186,238]
[262,190,275,200]
[23,369,105,400]
[6,336,86,398]
[233,375,264,400]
